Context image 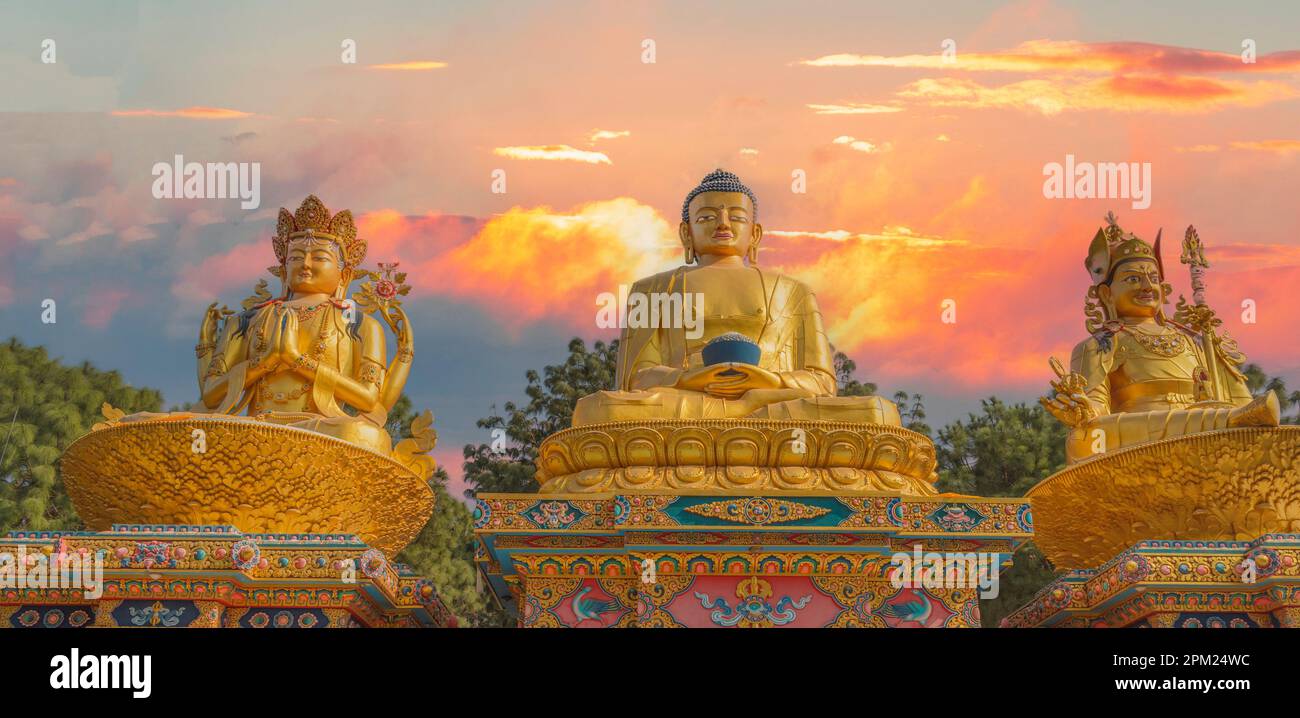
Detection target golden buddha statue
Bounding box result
[59,195,436,555]
[573,169,898,426]
[1040,212,1279,463]
[539,171,937,495]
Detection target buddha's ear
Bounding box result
[1096,282,1113,307]
[752,222,763,247]
[678,220,692,248]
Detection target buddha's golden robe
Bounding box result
[571,266,899,426]
[1065,321,1256,462]
[200,301,392,454]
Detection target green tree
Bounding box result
[934,398,1069,626]
[834,350,929,435]
[1243,363,1300,424]
[384,394,501,626]
[463,338,618,496]
[0,338,163,533]
[833,350,878,397]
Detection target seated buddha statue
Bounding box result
[1041,213,1278,463]
[188,194,413,455]
[572,169,899,427]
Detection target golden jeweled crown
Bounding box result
[273,195,366,270]
[1085,211,1158,284]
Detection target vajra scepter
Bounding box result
[1179,225,1220,401]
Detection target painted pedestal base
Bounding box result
[1003,534,1300,627]
[474,492,1032,628]
[0,524,453,628]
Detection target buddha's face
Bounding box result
[286,238,343,296]
[680,191,762,261]
[1100,258,1162,318]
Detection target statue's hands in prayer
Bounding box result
[253,305,286,372]
[1039,356,1096,427]
[676,363,782,399]
[279,309,304,367]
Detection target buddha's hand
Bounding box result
[279,309,303,365]
[253,305,286,371]
[678,363,782,399]
[1039,373,1097,428]
[198,302,224,348]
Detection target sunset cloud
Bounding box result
[425,198,676,332]
[798,41,1300,75]
[895,75,1296,114]
[588,129,631,142]
[368,61,449,71]
[832,135,890,153]
[110,106,253,119]
[807,102,903,115]
[1229,139,1300,155]
[493,145,612,164]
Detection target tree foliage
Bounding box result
[1243,363,1300,424]
[933,398,1071,626]
[0,337,163,532]
[462,338,618,496]
[382,394,500,625]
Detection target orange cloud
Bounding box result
[807,103,903,115]
[798,41,1300,74]
[424,198,676,332]
[588,129,631,142]
[368,61,449,71]
[110,106,253,119]
[493,145,612,164]
[832,136,890,153]
[1229,139,1300,155]
[896,75,1295,114]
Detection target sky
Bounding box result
[2,0,1299,497]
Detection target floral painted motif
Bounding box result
[527,501,581,529]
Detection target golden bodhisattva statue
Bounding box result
[195,195,410,455]
[540,171,938,494]
[1040,212,1278,463]
[59,196,436,555]
[1028,213,1296,569]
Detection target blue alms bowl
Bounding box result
[702,333,761,372]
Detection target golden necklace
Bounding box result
[1122,324,1187,357]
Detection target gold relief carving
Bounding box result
[93,600,123,627]
[59,418,434,556]
[682,497,832,525]
[536,419,938,495]
[1028,426,1300,568]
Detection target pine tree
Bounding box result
[385,394,500,625]
[0,337,163,532]
[463,338,618,496]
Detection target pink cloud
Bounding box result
[82,289,133,329]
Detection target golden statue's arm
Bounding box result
[376,306,413,412]
[1071,337,1113,417]
[775,283,836,396]
[200,311,269,411]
